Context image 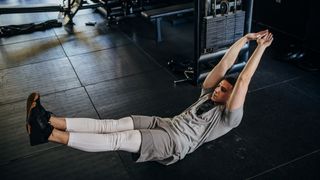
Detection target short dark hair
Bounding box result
[223,73,239,87]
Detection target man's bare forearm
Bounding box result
[203,36,248,89]
[226,31,272,110]
[226,45,267,110]
[238,45,266,82]
[220,36,248,68]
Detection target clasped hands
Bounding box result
[245,30,273,47]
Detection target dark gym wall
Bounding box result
[304,0,320,53]
[253,0,308,39]
[252,0,320,53]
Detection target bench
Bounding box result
[141,2,194,42]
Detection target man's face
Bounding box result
[211,80,234,103]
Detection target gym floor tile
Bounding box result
[37,87,100,119]
[248,48,307,92]
[0,58,81,105]
[0,12,50,26]
[69,44,160,86]
[0,30,56,46]
[288,72,320,102]
[237,83,320,166]
[57,29,131,57]
[0,87,98,165]
[85,69,200,119]
[2,146,131,180]
[1,2,319,178]
[118,131,274,180]
[250,150,320,180]
[0,36,66,69]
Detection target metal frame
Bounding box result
[193,0,254,85]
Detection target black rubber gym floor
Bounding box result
[1,1,320,179]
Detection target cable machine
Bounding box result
[191,0,253,85]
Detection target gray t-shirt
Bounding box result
[157,87,243,165]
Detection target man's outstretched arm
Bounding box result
[202,30,268,89]
[226,32,274,111]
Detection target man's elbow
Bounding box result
[230,118,242,128]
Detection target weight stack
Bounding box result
[202,10,245,53]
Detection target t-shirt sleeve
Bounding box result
[223,107,244,128]
[200,87,214,98]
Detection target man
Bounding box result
[26,30,273,165]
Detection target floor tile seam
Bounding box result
[1,29,67,71]
[288,82,320,103]
[0,55,69,71]
[52,21,61,37]
[117,29,182,82]
[0,34,58,46]
[63,41,133,58]
[0,86,84,107]
[0,20,119,47]
[56,35,102,119]
[248,76,303,94]
[83,86,102,119]
[234,129,319,178]
[245,149,320,180]
[82,67,164,87]
[0,145,63,167]
[53,24,108,37]
[0,68,162,107]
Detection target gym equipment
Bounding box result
[0,0,103,37]
[201,10,245,54]
[95,0,147,26]
[141,2,194,42]
[278,44,306,62]
[194,0,253,84]
[173,0,253,85]
[0,20,62,37]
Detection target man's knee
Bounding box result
[119,130,141,152]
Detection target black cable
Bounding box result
[0,19,62,37]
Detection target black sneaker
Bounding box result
[26,92,53,146]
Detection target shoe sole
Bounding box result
[26,92,40,134]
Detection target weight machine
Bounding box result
[95,0,171,26]
[173,0,254,85]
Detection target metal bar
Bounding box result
[80,3,103,10]
[241,0,254,62]
[96,6,108,17]
[193,0,201,85]
[196,61,246,83]
[156,18,162,42]
[244,0,254,35]
[227,61,246,74]
[141,3,193,19]
[0,4,64,14]
[198,43,249,64]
